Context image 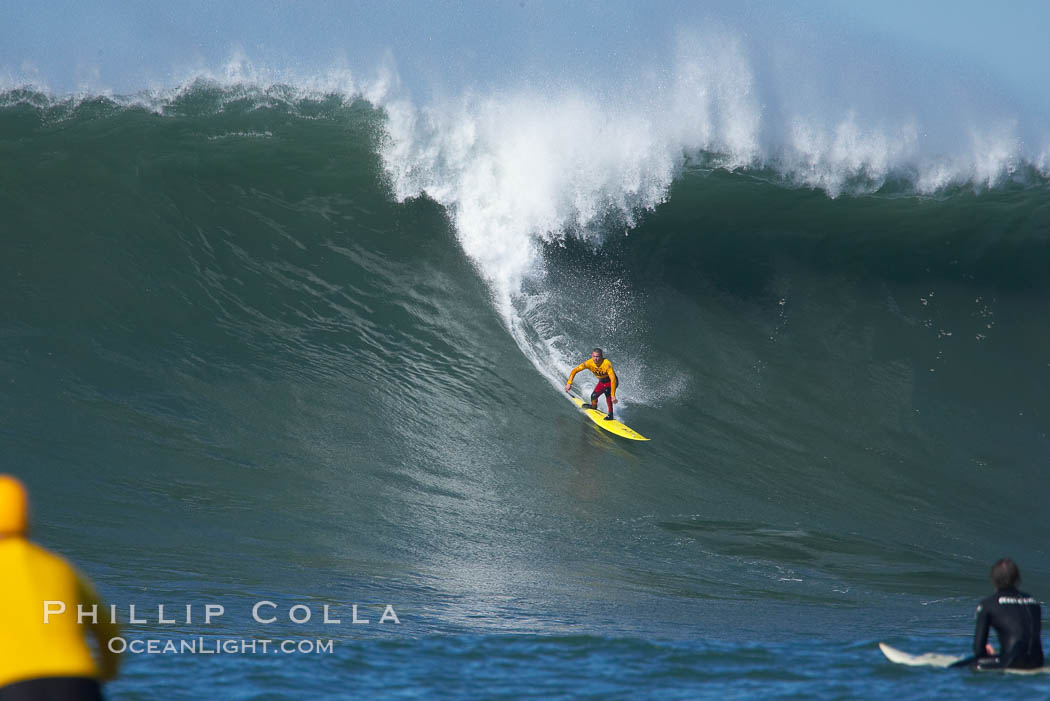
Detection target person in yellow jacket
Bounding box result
[0,475,120,701]
[565,347,618,420]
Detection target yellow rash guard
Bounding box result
[566,358,617,398]
[0,475,119,689]
[0,539,120,688]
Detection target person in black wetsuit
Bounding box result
[953,558,1044,670]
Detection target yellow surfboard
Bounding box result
[570,397,650,441]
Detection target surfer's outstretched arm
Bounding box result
[565,362,586,391]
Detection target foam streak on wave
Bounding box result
[380,91,678,388]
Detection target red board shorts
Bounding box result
[590,379,614,412]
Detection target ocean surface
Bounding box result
[2,68,1049,699]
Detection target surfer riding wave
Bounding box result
[565,348,618,420]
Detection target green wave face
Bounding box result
[3,86,1048,644]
